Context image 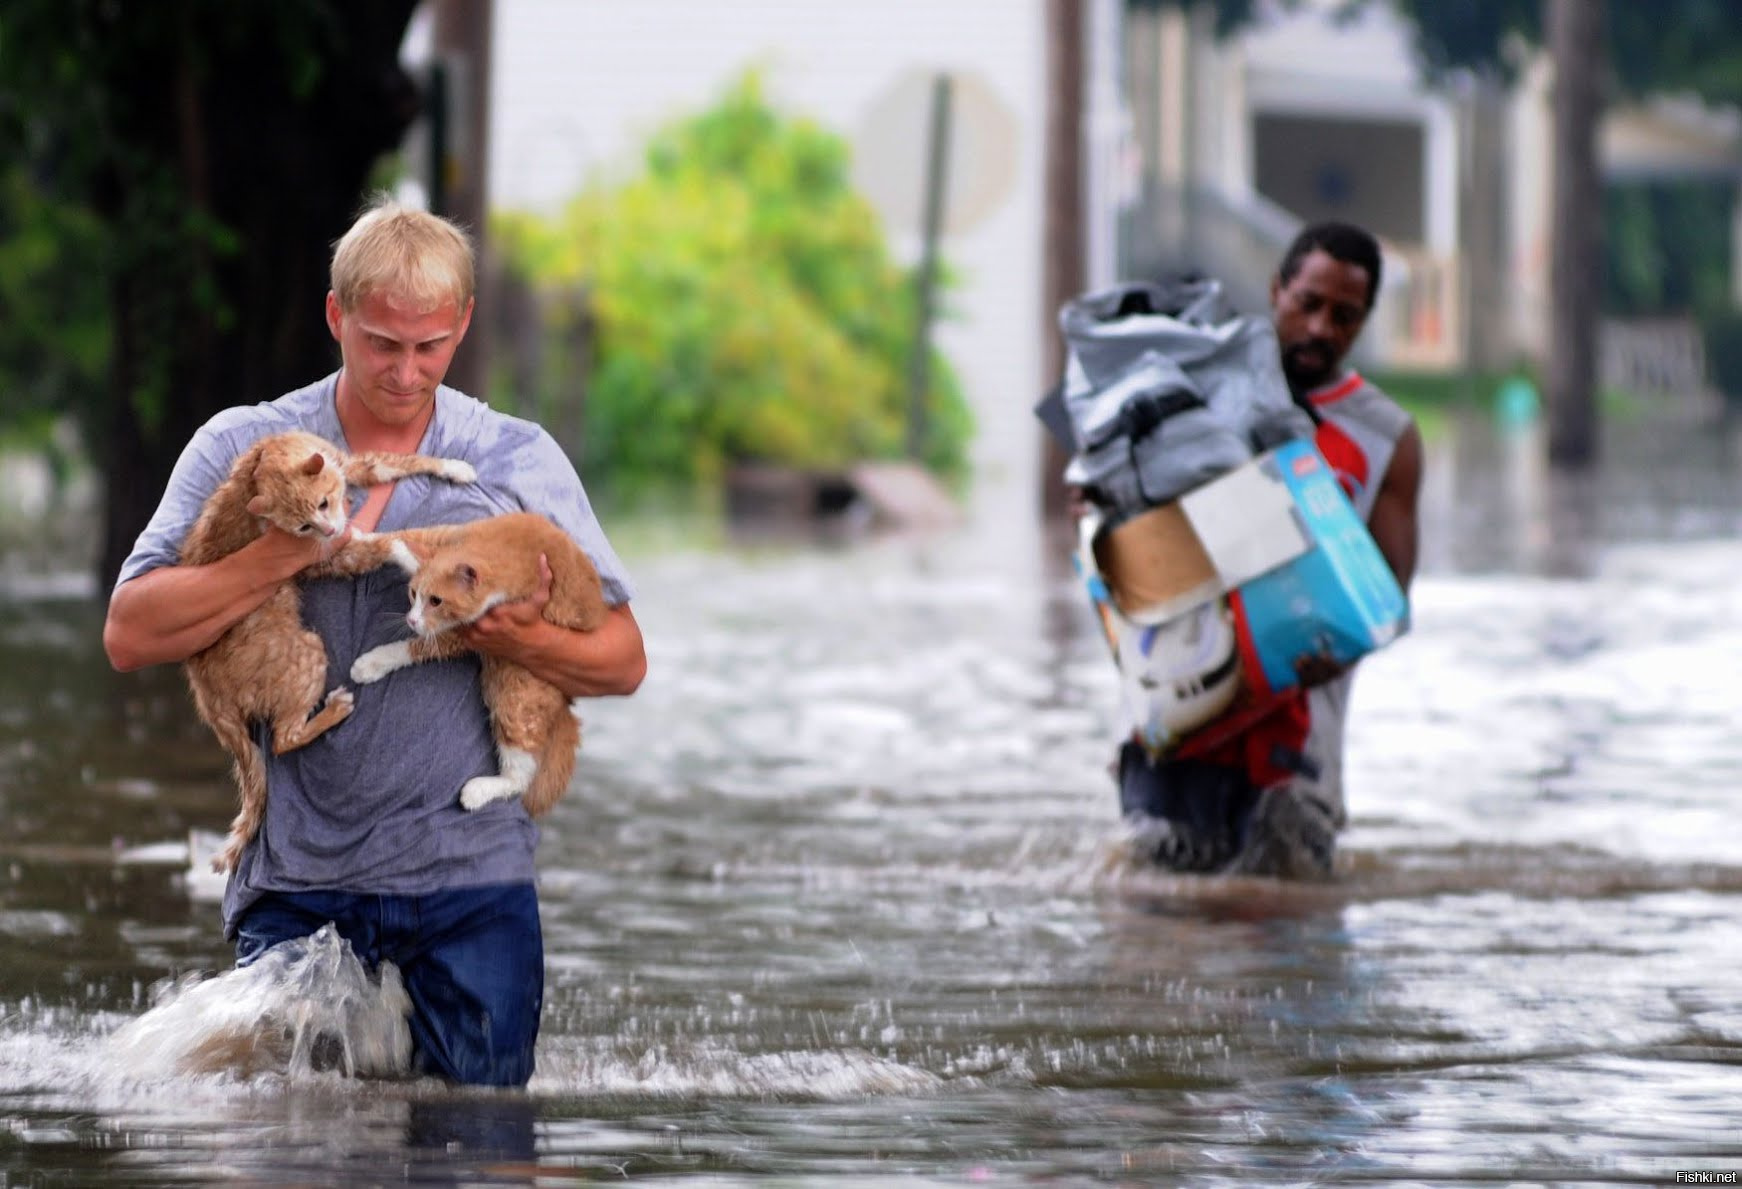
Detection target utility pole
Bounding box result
[1041,0,1086,516]
[1546,0,1604,467]
[431,0,495,401]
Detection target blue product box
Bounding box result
[1220,439,1408,694]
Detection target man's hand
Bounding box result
[103,522,357,672]
[446,554,645,699]
[1066,484,1093,521]
[459,552,553,658]
[254,522,355,577]
[1293,649,1348,690]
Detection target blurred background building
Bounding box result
[1115,0,1742,398]
[412,0,1741,494]
[7,0,1742,575]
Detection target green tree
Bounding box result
[494,74,973,501]
[1605,180,1733,316]
[1392,0,1742,103]
[0,167,108,433]
[0,0,421,587]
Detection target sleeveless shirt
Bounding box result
[1185,370,1411,813]
[1296,372,1413,821]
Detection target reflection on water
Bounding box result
[4,408,1742,1183]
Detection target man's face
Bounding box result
[1270,248,1372,392]
[326,288,473,428]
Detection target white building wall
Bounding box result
[485,0,1050,525]
[1242,0,1461,258]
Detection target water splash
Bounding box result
[107,924,411,1081]
[534,1040,947,1098]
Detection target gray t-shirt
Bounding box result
[115,373,635,937]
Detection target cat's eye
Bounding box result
[318,498,329,511]
[300,523,313,533]
[429,596,443,607]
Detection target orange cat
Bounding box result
[339,512,608,816]
[180,430,476,872]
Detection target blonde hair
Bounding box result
[330,196,475,314]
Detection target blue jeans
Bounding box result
[1117,741,1336,878]
[234,882,544,1087]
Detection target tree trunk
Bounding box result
[1041,0,1087,517]
[93,2,423,592]
[1546,0,1605,468]
[431,0,495,401]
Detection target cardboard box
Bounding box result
[1081,439,1408,753]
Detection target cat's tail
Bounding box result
[211,717,267,874]
[521,708,580,817]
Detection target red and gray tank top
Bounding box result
[1189,371,1411,796]
[1308,372,1414,522]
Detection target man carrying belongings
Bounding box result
[1044,221,1423,879]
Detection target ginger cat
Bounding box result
[339,512,608,816]
[180,430,476,873]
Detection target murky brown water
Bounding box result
[4,408,1742,1185]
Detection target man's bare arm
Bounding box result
[457,558,647,699]
[1368,422,1423,593]
[102,528,344,671]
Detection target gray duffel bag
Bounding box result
[1052,277,1313,518]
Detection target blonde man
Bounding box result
[104,198,645,1086]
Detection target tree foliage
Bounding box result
[1606,180,1734,316]
[0,167,108,429]
[0,0,420,585]
[1388,0,1742,104]
[494,74,973,501]
[1133,0,1742,104]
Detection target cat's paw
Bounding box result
[438,460,477,484]
[460,776,519,811]
[351,642,411,684]
[324,687,355,716]
[387,540,421,575]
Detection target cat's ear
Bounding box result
[246,495,268,516]
[301,452,326,477]
[455,563,479,589]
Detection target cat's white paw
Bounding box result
[387,539,421,575]
[460,776,520,811]
[438,460,477,484]
[351,642,412,684]
[324,687,354,713]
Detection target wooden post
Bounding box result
[1546,0,1605,468]
[1041,0,1086,516]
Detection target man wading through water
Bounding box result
[1100,220,1423,878]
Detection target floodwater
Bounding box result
[5,407,1742,1185]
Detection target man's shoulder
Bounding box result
[1321,371,1414,441]
[1352,372,1406,412]
[198,374,338,454]
[434,386,560,462]
[200,404,296,442]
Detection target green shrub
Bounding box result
[493,73,974,502]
